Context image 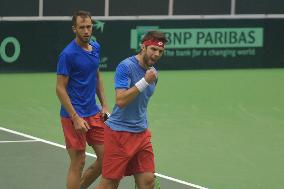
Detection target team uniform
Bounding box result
[104,56,157,179]
[57,39,105,150]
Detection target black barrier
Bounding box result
[0,19,284,72]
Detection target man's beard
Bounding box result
[79,35,90,43]
[143,55,156,67]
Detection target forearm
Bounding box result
[116,76,151,107]
[56,84,89,131]
[96,79,108,108]
[96,71,108,108]
[116,87,140,108]
[56,86,77,117]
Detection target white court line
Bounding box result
[0,139,39,143]
[0,126,208,189]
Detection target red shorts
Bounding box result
[102,126,155,179]
[61,113,106,150]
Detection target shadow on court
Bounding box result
[0,128,200,189]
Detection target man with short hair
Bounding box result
[56,10,109,189]
[94,31,168,189]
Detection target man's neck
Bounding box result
[135,54,149,70]
[75,38,91,51]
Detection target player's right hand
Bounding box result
[144,68,157,84]
[73,117,90,132]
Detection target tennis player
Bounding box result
[56,10,109,189]
[94,31,167,189]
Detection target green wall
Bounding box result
[1,19,284,72]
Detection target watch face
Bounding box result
[103,112,110,121]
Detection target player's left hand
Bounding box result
[100,106,110,121]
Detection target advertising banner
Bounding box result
[0,19,283,72]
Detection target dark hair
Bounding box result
[72,10,93,26]
[141,31,168,44]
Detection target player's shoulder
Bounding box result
[90,40,100,50]
[115,57,133,74]
[60,40,77,56]
[120,56,137,67]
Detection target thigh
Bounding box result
[85,114,106,145]
[126,130,155,175]
[86,126,104,146]
[91,143,104,162]
[102,126,133,180]
[61,117,86,150]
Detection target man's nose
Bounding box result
[84,28,89,33]
[154,50,161,57]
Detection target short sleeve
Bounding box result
[57,53,71,76]
[114,63,131,89]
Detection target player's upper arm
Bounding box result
[57,53,71,76]
[115,88,127,98]
[114,63,130,90]
[56,75,69,89]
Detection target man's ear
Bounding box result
[141,44,146,51]
[72,26,76,34]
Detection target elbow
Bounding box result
[56,85,63,97]
[55,85,60,95]
[116,99,126,108]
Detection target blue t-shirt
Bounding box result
[57,40,101,117]
[105,56,157,133]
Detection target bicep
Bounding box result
[115,88,127,99]
[56,75,69,89]
[96,69,101,80]
[96,69,101,85]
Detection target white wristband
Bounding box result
[135,78,149,92]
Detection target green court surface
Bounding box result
[0,69,284,189]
